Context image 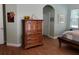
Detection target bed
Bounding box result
[57,30,79,48]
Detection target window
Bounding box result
[70,9,79,28]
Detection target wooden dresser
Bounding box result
[22,19,43,49]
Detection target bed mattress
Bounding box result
[62,30,79,42]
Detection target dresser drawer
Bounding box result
[24,37,43,42]
[24,42,42,49]
[27,39,42,43]
[25,34,42,40]
[25,30,42,35]
[24,36,43,46]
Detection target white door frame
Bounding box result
[0,4,4,44]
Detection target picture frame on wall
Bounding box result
[58,14,65,23]
[7,12,15,22]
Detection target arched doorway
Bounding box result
[43,5,55,37]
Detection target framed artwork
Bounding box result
[58,14,65,23]
[7,12,15,22]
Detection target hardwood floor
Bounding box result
[0,36,79,55]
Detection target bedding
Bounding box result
[62,30,79,42]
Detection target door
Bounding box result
[43,5,55,37]
[49,11,54,37]
[0,4,4,44]
[43,12,49,35]
[50,17,54,36]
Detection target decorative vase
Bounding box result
[24,16,30,20]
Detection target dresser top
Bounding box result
[22,19,43,21]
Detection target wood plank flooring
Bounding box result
[0,36,79,55]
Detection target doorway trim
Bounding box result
[43,5,55,38]
[3,4,7,45]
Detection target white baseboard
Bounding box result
[46,34,59,39]
[7,43,21,47]
[53,36,58,39]
[0,42,4,44]
[53,35,61,39]
[48,35,54,39]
